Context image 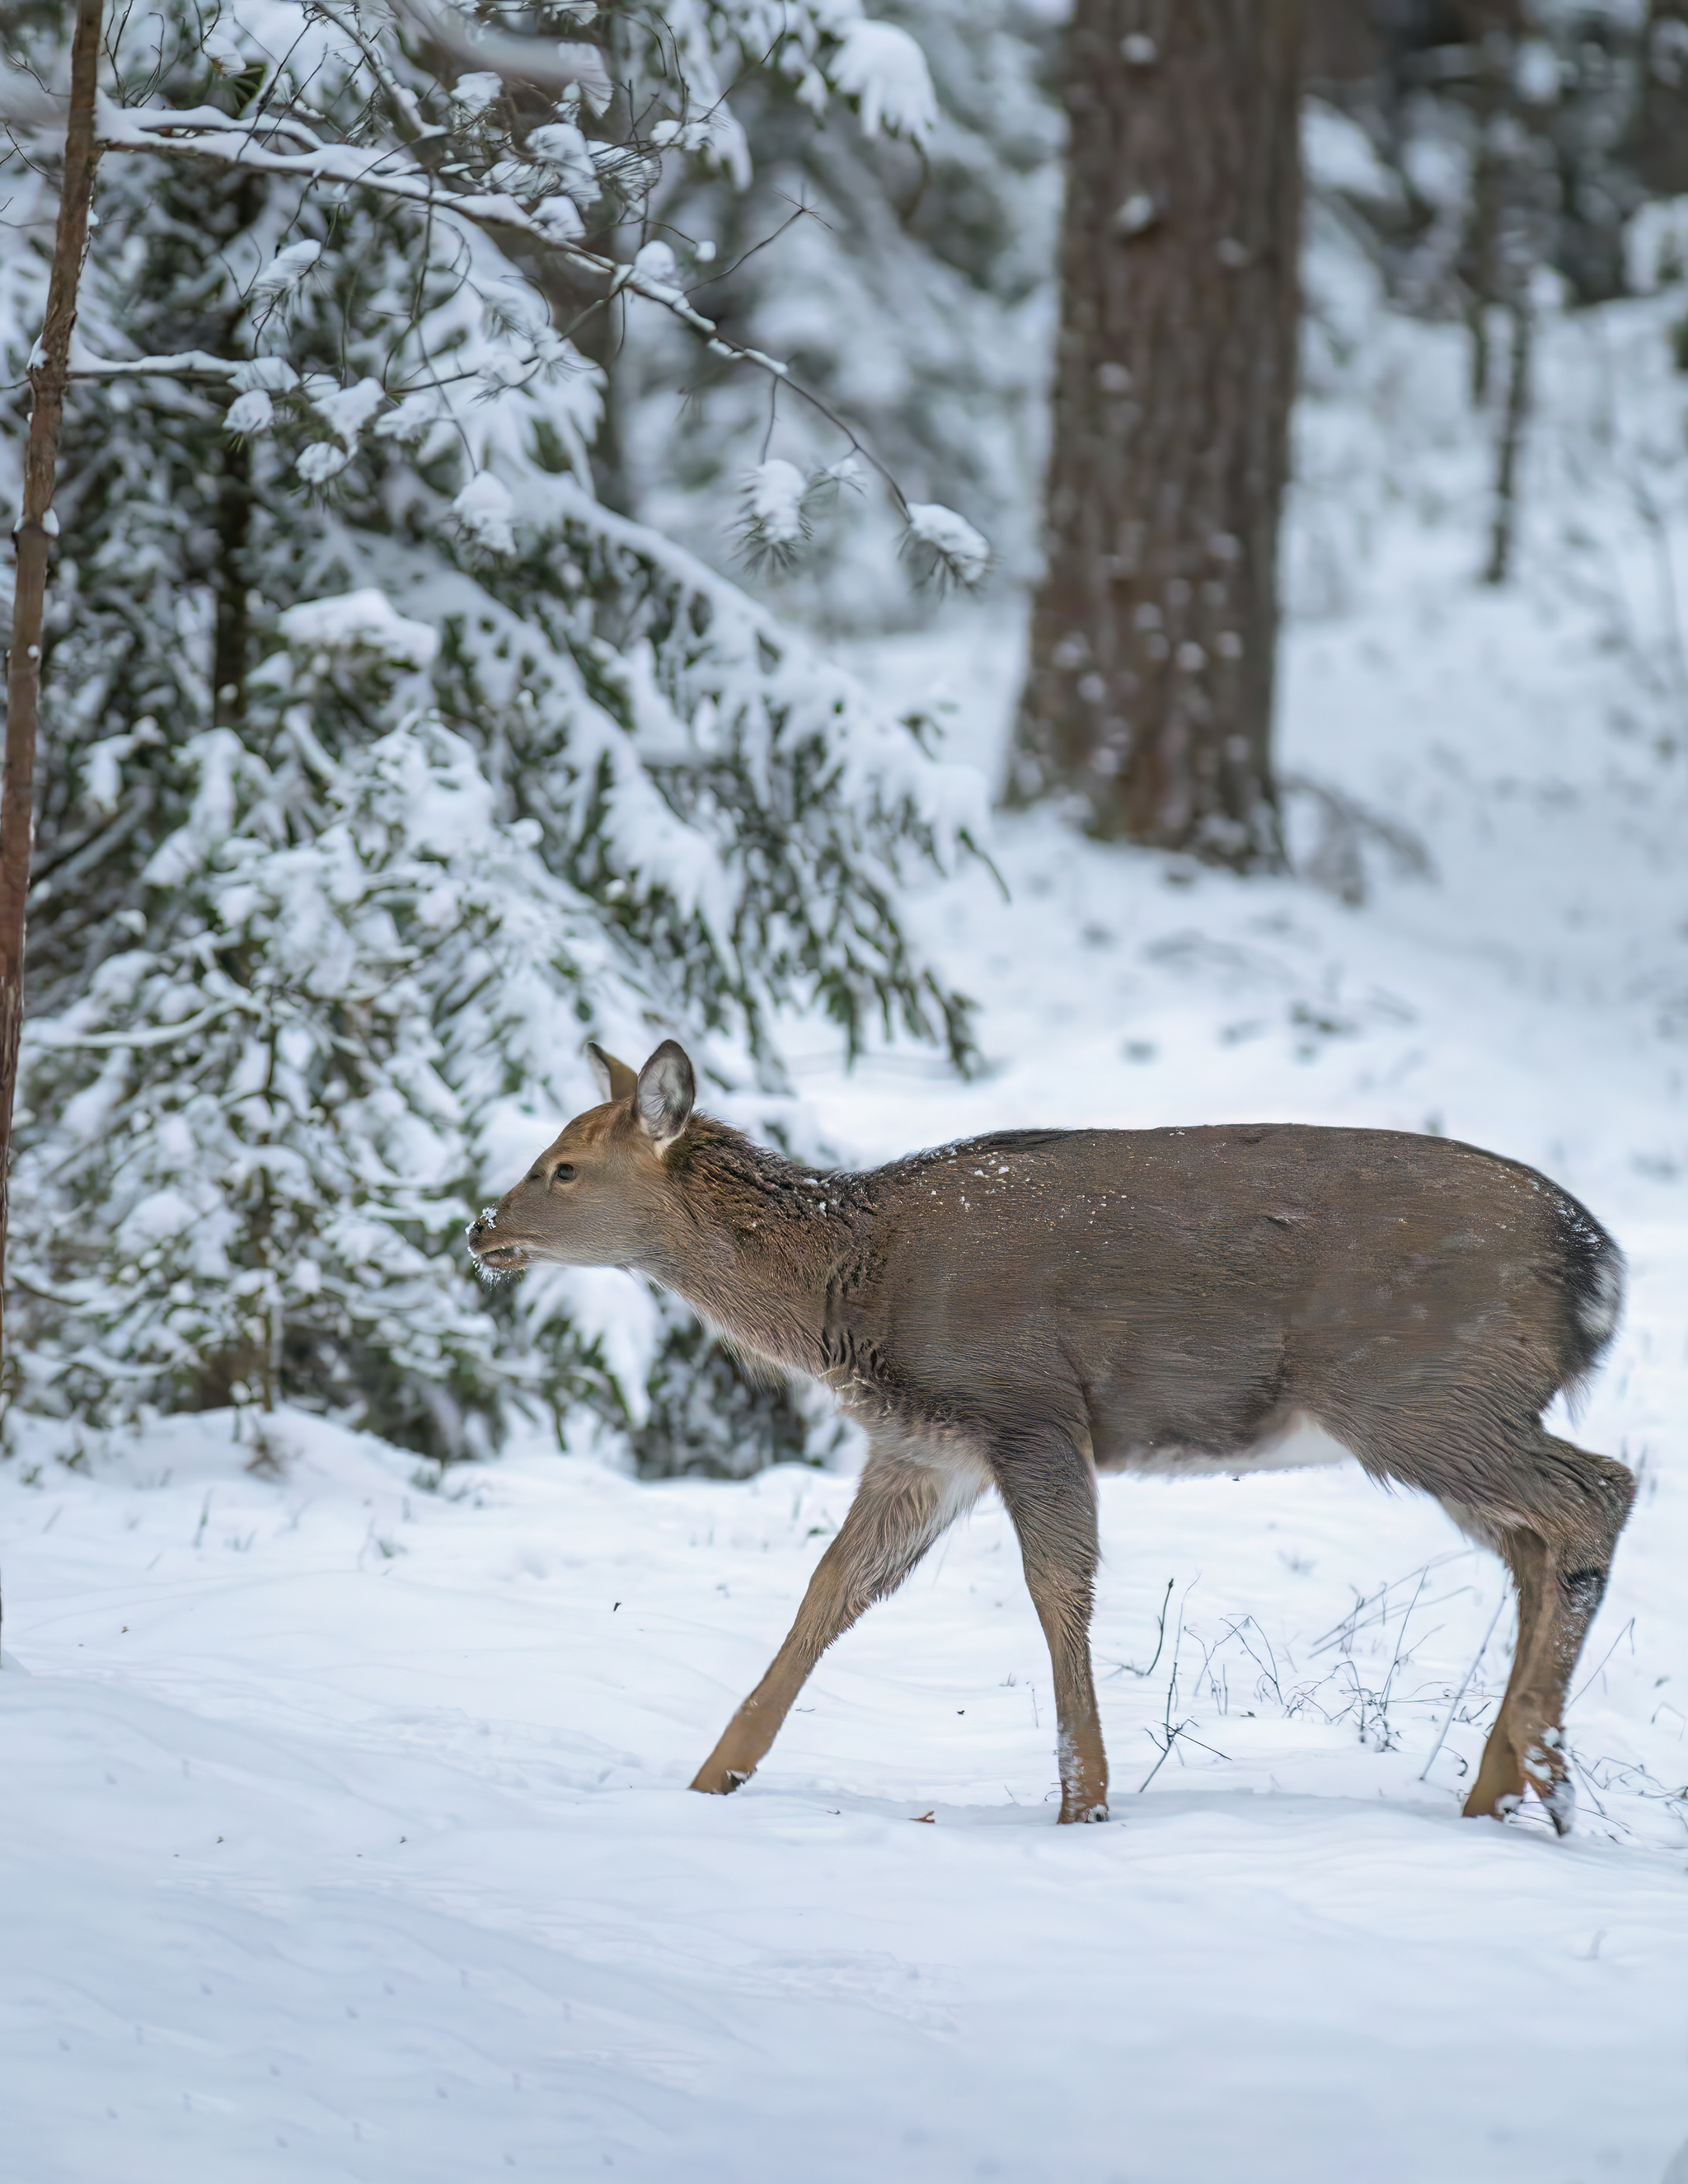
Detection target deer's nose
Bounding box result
[467,1218,491,1252]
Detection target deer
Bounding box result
[466,1038,1633,1834]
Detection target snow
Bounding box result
[13,529,1688,2172]
[225,389,276,436]
[276,591,438,670]
[232,356,300,394]
[738,457,809,552]
[831,19,940,145]
[248,238,322,298]
[532,193,585,245]
[7,1381,1688,2180]
[451,470,517,555]
[903,500,991,588]
[297,441,355,485]
[448,71,504,120]
[309,377,387,448]
[630,240,682,294]
[525,122,593,192]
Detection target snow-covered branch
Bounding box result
[387,0,613,113]
[90,51,984,579]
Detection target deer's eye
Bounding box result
[553,1162,577,1183]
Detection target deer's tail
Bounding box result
[1552,1192,1625,1408]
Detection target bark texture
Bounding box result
[1015,0,1304,868]
[1,0,104,1372]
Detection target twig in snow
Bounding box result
[1310,1549,1470,1658]
[1134,1580,1201,1791]
[1418,1594,1507,1783]
[1219,1613,1284,1705]
[1137,1719,1193,1793]
[1137,1718,1232,1793]
[1568,1746,1612,1825]
[1104,1577,1175,1679]
[1570,1616,1635,1708]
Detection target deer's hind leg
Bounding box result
[690,1433,987,1797]
[1337,1405,1634,1834]
[1447,1435,1634,1834]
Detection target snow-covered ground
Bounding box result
[9,288,1688,2177]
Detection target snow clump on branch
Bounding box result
[903,502,991,589]
[248,237,321,299]
[275,590,439,672]
[735,456,868,571]
[224,389,274,435]
[831,18,939,143]
[737,459,813,569]
[452,470,517,555]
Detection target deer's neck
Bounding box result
[641,1122,863,1378]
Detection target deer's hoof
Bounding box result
[1462,1787,1523,1822]
[689,1766,753,1797]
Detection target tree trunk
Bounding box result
[212,429,252,726]
[1483,298,1532,587]
[1015,0,1304,869]
[0,0,104,1381]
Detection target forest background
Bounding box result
[10,7,1688,2179]
[8,0,1686,1487]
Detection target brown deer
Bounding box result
[467,1039,1633,1833]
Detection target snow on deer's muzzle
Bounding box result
[465,1207,531,1272]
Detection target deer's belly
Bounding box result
[1095,1410,1356,1479]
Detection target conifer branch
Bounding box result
[91,95,987,565]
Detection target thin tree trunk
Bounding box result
[0,0,104,1382]
[212,431,252,725]
[1460,24,1512,409]
[1015,0,1304,869]
[1483,298,1533,586]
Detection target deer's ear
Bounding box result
[635,1040,695,1152]
[587,1042,638,1104]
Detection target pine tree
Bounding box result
[0,1,987,1469]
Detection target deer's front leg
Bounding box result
[691,1441,982,1796]
[994,1433,1109,1824]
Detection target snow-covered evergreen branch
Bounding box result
[0,0,990,1465]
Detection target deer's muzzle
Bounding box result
[466,1215,530,1270]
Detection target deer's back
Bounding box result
[846,1124,1617,1469]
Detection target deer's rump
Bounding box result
[865,1123,1621,1474]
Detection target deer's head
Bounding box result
[466,1040,696,1273]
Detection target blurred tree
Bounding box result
[1304,2,1688,582]
[1014,2,1305,869]
[1306,2,1688,320]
